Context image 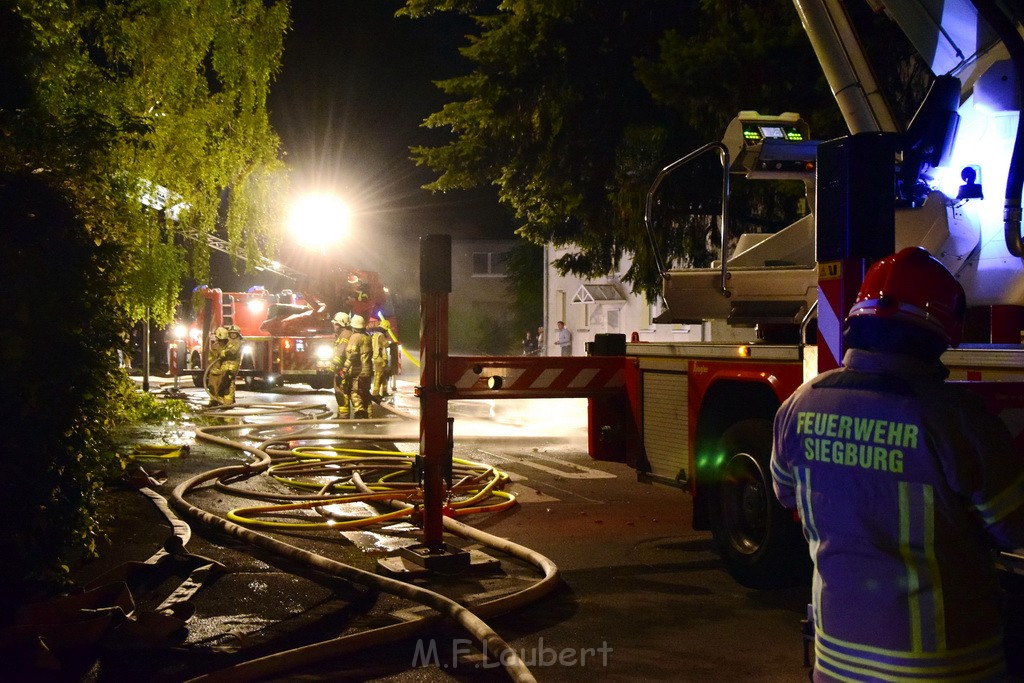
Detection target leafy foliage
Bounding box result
[450,305,520,355]
[503,240,544,336]
[111,381,192,425]
[1,0,290,325]
[0,174,131,606]
[401,0,844,299]
[0,0,289,604]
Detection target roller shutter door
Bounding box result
[642,371,689,482]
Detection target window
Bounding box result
[472,252,508,277]
[571,283,624,305]
[606,308,620,332]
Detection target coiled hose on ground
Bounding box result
[169,409,560,682]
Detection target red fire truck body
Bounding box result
[414,0,1024,588]
[579,0,1024,586]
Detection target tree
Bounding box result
[504,240,544,339]
[400,0,841,299]
[0,0,290,599]
[2,0,290,324]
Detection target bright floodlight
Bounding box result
[288,194,352,249]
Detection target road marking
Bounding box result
[526,450,617,479]
[476,448,616,479]
[477,449,609,503]
[509,484,560,504]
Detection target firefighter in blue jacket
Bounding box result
[771,247,1024,682]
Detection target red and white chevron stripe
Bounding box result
[441,357,627,399]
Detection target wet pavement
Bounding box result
[21,379,829,681]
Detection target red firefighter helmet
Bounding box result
[847,246,966,346]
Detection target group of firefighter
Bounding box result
[329,312,395,419]
[203,313,395,414]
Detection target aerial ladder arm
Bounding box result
[792,0,900,134]
[179,228,304,280]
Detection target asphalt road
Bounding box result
[81,378,816,683]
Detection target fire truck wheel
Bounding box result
[708,418,810,589]
[192,353,204,387]
[238,355,257,390]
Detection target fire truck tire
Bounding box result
[238,356,257,390]
[708,418,810,589]
[190,353,204,387]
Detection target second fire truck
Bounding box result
[175,269,398,391]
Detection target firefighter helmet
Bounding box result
[333,312,350,327]
[227,324,241,336]
[350,314,365,330]
[848,247,966,346]
[214,326,229,340]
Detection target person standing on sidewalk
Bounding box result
[554,321,572,356]
[522,330,538,356]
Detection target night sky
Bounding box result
[268,0,512,243]
[211,0,513,296]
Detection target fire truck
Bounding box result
[420,0,1023,588]
[580,0,1024,587]
[175,268,398,391]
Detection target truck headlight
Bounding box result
[242,344,254,357]
[315,344,333,361]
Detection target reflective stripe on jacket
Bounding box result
[771,348,1024,682]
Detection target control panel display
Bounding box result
[742,122,806,144]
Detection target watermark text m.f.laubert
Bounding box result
[412,637,613,670]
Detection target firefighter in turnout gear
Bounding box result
[771,247,1024,682]
[368,316,393,403]
[221,325,243,404]
[343,314,372,418]
[206,325,242,405]
[330,312,352,418]
[205,327,229,405]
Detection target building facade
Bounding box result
[542,244,705,356]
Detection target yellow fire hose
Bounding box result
[167,414,559,683]
[383,324,420,368]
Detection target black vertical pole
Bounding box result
[419,235,452,551]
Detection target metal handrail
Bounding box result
[644,141,731,296]
[800,299,819,347]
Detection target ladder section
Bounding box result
[221,294,235,328]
